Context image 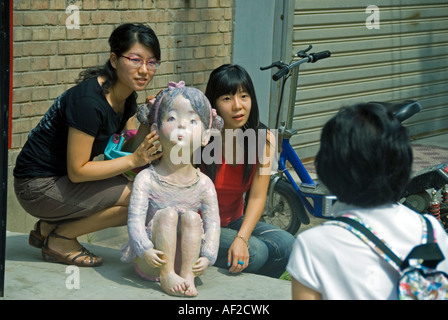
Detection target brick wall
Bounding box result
[8,0,234,233]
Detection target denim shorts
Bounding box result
[14,175,129,222]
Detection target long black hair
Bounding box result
[315,103,413,207]
[77,23,161,94]
[203,64,268,185]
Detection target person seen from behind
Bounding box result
[287,102,448,299]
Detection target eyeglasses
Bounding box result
[120,55,161,70]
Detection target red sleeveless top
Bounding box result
[213,160,255,227]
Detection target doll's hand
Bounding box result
[192,257,210,276]
[143,248,166,268]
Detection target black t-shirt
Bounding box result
[14,77,137,178]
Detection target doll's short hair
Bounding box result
[149,81,222,132]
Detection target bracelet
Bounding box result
[236,234,250,248]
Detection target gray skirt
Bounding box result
[14,175,129,222]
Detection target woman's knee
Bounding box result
[253,223,295,259]
[246,237,269,271]
[265,230,295,260]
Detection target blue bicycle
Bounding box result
[259,45,444,235]
[259,45,333,234]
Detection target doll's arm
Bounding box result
[199,176,221,265]
[127,170,155,257]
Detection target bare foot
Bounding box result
[181,271,198,297]
[160,271,189,296]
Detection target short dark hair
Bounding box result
[315,103,413,207]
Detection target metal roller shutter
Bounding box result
[288,0,448,160]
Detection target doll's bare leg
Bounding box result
[153,208,189,296]
[179,210,203,297]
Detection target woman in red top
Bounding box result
[202,64,295,278]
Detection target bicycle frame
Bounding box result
[265,48,337,221]
[274,130,337,220]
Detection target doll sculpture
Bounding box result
[121,81,222,297]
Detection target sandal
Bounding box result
[41,230,102,267]
[29,220,50,249]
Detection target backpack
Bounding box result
[327,214,448,300]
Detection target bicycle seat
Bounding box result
[368,100,422,122]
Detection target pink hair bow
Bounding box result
[167,81,185,89]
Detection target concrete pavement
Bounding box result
[2,231,291,300]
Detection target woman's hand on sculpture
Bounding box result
[143,248,166,268]
[192,257,210,276]
[132,131,162,168]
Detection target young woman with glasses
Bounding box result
[14,23,162,267]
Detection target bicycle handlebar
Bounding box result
[260,46,332,131]
[261,48,331,81]
[273,67,290,81]
[309,50,331,63]
[260,61,285,71]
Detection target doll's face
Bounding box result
[158,95,205,150]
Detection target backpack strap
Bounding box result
[329,215,403,273]
[402,217,445,269]
[328,214,445,273]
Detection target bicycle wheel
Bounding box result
[262,179,305,235]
